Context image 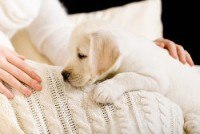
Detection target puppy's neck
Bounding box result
[97,57,121,81]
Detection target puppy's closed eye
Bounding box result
[78,53,87,59]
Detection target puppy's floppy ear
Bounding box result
[89,30,120,75]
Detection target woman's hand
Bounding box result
[154,38,194,66]
[0,47,42,99]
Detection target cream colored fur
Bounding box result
[64,20,200,133]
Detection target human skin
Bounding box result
[154,38,194,66]
[0,47,42,99]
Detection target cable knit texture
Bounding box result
[0,0,198,133]
[0,61,185,133]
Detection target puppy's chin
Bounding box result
[67,77,95,88]
[66,80,85,88]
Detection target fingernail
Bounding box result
[21,55,26,59]
[8,94,14,99]
[192,62,195,66]
[32,80,42,90]
[35,84,42,91]
[174,56,178,59]
[36,76,42,83]
[182,59,187,64]
[20,56,26,60]
[24,89,32,96]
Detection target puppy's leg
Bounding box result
[93,71,168,103]
[184,112,200,134]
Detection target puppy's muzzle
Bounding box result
[61,70,70,81]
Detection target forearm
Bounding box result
[27,0,74,65]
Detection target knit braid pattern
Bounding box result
[0,61,184,133]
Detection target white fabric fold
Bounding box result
[0,0,41,38]
[27,0,74,66]
[0,60,185,133]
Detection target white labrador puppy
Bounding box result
[62,20,200,133]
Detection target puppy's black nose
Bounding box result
[61,70,70,81]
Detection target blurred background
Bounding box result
[59,0,199,65]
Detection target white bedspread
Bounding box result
[0,61,185,133]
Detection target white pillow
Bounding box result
[69,0,163,40]
[12,0,162,63]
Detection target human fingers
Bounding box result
[0,68,32,96]
[0,59,42,91]
[0,81,14,99]
[6,53,42,83]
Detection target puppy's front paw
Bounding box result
[184,113,200,134]
[92,81,124,104]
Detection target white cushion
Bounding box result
[69,0,163,40]
[12,0,162,63]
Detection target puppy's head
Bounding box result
[62,25,120,87]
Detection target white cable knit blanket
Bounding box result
[0,61,185,133]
